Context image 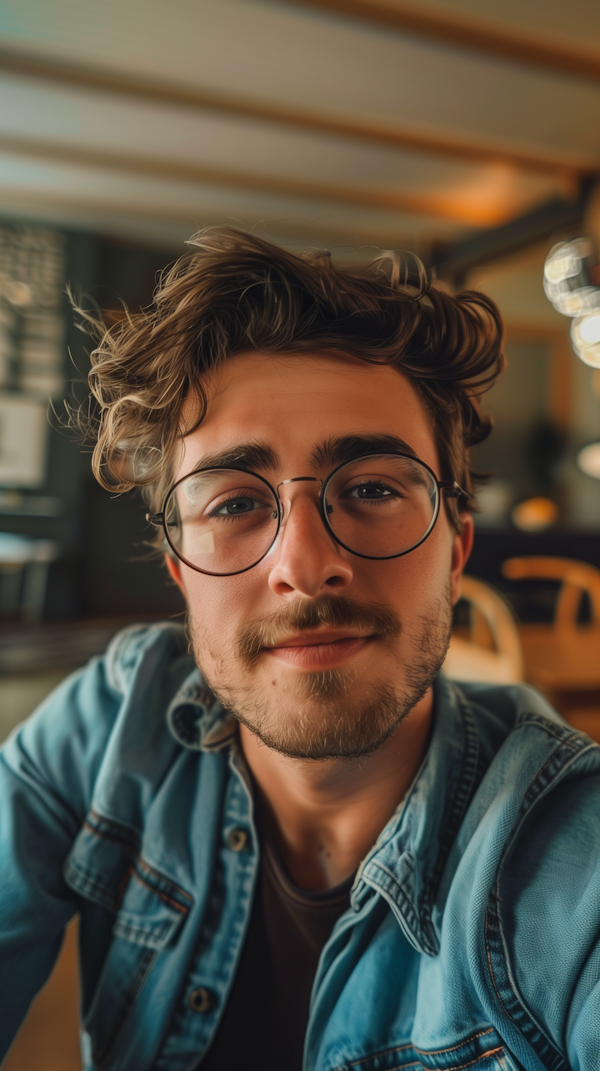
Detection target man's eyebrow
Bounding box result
[310,435,420,470]
[190,441,280,473]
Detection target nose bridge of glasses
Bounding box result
[276,476,324,524]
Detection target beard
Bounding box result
[189,591,452,762]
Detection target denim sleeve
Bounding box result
[0,656,121,1056]
[496,757,600,1071]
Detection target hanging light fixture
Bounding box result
[543,239,599,317]
[571,310,600,367]
[544,238,600,369]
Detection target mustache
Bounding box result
[236,594,402,667]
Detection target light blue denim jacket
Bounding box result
[1,623,599,1071]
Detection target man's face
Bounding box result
[169,351,472,760]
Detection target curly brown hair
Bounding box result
[75,227,505,529]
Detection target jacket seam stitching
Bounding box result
[83,820,139,854]
[65,866,117,910]
[500,741,600,866]
[88,806,142,843]
[135,856,193,902]
[129,867,189,914]
[93,946,157,1070]
[428,687,480,902]
[385,1045,504,1071]
[365,862,437,955]
[485,897,569,1071]
[343,1027,496,1066]
[80,819,193,908]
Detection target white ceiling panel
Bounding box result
[0,0,597,250]
[1,0,599,161]
[0,149,467,248]
[0,73,567,226]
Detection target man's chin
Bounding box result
[270,663,359,701]
[223,677,411,761]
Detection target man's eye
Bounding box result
[349,482,395,499]
[211,496,263,516]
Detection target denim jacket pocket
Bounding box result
[333,1028,510,1071]
[63,810,192,1069]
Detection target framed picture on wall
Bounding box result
[0,393,48,488]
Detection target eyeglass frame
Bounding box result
[146,451,466,577]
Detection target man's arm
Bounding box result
[0,657,121,1055]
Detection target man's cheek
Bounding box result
[188,593,241,668]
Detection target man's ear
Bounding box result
[165,553,187,598]
[450,513,474,605]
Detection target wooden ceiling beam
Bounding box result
[0,47,595,180]
[0,185,442,251]
[0,131,516,225]
[288,0,600,83]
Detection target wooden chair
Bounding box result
[443,575,524,684]
[502,556,600,742]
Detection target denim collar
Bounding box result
[167,667,237,752]
[167,668,479,957]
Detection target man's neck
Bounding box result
[239,689,433,891]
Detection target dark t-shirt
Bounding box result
[199,824,354,1070]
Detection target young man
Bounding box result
[1,230,599,1071]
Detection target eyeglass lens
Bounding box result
[164,455,439,575]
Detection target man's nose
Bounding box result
[267,494,354,599]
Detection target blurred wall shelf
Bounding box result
[0,491,63,516]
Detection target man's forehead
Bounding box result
[196,349,416,407]
[179,350,438,474]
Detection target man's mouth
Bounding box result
[264,629,375,670]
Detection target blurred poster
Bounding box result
[0,393,48,487]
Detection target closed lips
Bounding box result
[264,631,374,668]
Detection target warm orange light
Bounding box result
[511,497,558,532]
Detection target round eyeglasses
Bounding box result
[146,452,465,577]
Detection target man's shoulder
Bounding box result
[444,676,600,942]
[442,680,600,1066]
[456,676,567,735]
[103,620,191,696]
[454,676,600,828]
[1,621,196,822]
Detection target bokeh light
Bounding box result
[577,442,600,480]
[571,311,600,367]
[511,497,558,531]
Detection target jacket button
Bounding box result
[189,986,214,1014]
[227,827,249,852]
